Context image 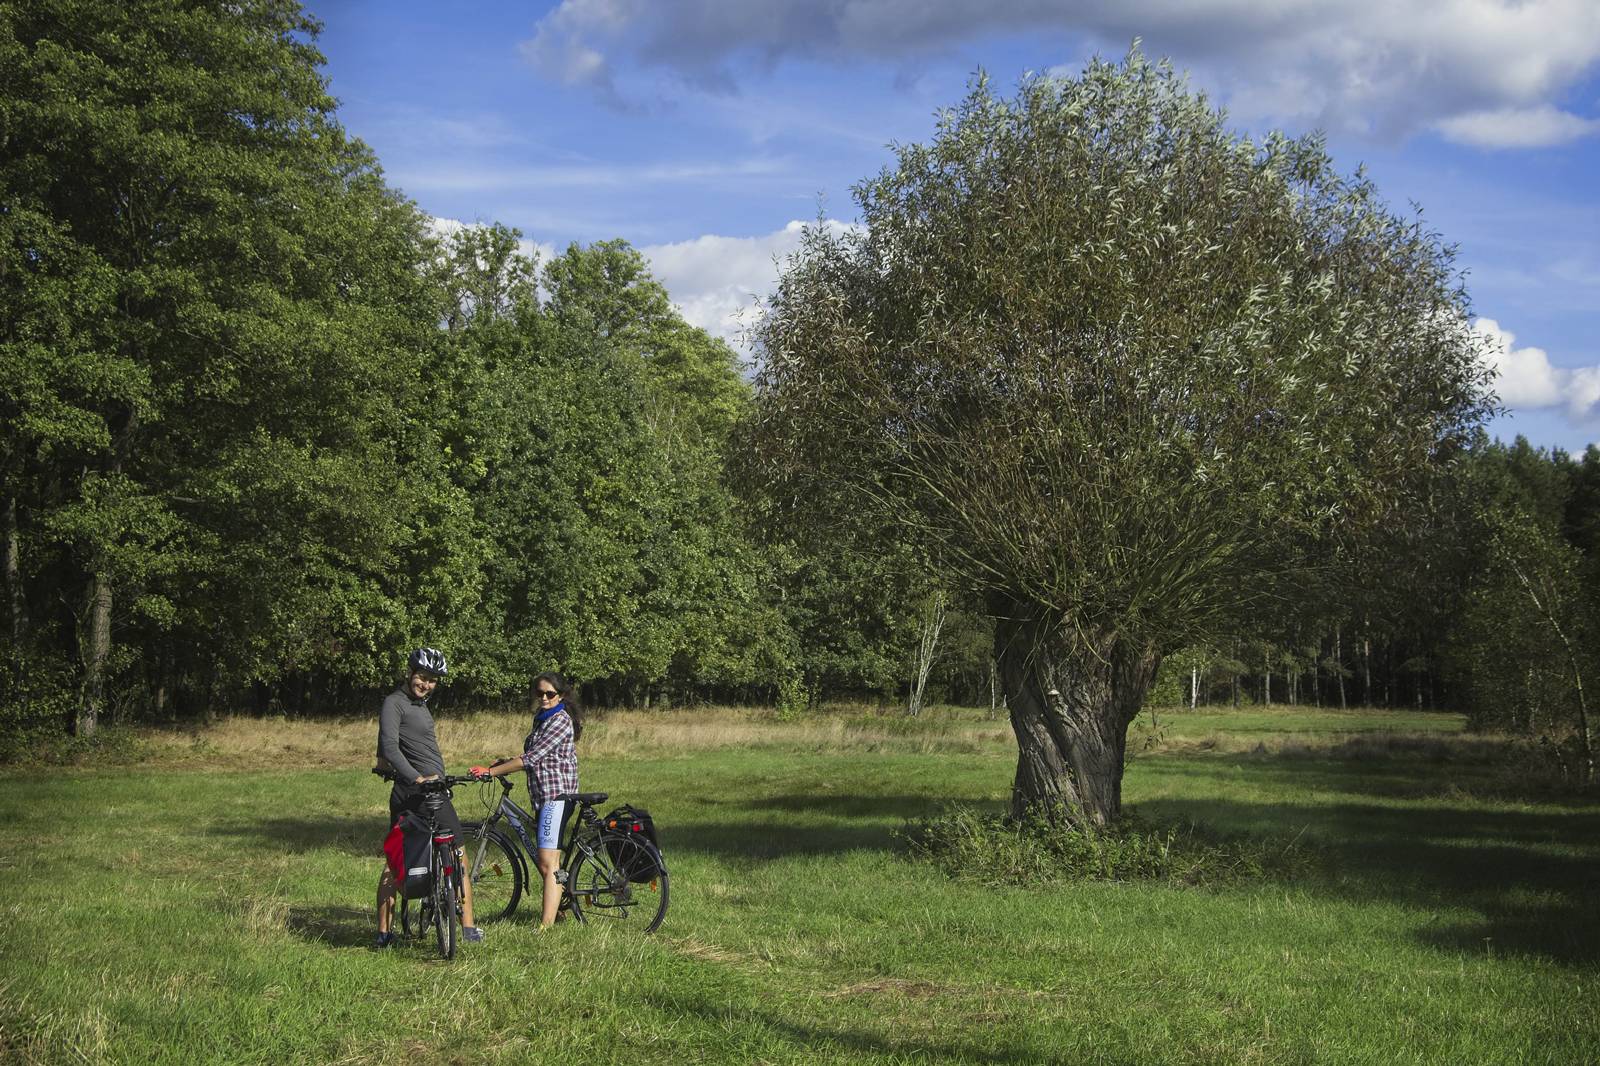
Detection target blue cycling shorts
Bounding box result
[536,799,570,850]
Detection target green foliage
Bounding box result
[1,2,809,728]
[0,656,72,761]
[750,52,1492,651]
[774,673,810,719]
[901,804,1308,887]
[1446,502,1595,780]
[543,238,750,444]
[2,0,444,718]
[521,241,778,699]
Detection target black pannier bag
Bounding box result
[395,811,434,899]
[603,804,662,883]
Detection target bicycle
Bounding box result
[375,770,477,959]
[460,777,669,933]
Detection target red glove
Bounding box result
[470,766,493,780]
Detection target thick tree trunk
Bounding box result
[995,611,1159,826]
[77,571,112,737]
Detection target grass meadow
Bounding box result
[1,703,1596,1064]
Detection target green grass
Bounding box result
[1,704,1596,1064]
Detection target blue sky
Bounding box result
[311,1,1600,455]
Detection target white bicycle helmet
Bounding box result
[407,647,448,676]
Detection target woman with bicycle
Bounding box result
[472,671,580,929]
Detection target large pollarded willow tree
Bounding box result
[747,53,1493,824]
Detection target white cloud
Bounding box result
[1475,317,1600,423]
[640,220,857,352]
[518,0,647,108]
[1435,105,1600,148]
[520,1,1600,147]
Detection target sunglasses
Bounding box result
[537,689,560,699]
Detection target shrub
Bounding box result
[899,804,1310,888]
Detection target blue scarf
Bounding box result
[534,701,566,728]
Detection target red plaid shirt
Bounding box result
[520,707,578,803]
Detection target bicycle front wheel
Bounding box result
[566,833,668,933]
[433,846,458,959]
[460,822,523,922]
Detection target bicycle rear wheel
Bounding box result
[566,833,668,933]
[433,844,458,959]
[400,893,422,938]
[460,822,523,922]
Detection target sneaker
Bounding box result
[462,926,484,942]
[374,931,398,949]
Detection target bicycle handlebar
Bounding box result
[369,767,480,790]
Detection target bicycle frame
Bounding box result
[465,779,666,930]
[387,774,474,958]
[483,788,541,858]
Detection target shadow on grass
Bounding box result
[1140,750,1597,809]
[286,904,373,948]
[1137,791,1600,966]
[204,814,382,857]
[1415,905,1599,963]
[281,896,524,947]
[743,792,948,818]
[643,991,1063,1065]
[665,792,941,862]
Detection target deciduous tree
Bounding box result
[747,53,1492,822]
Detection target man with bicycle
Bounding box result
[374,647,483,948]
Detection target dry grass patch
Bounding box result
[107,703,1486,775]
[823,978,950,999]
[670,937,772,970]
[233,895,290,935]
[1144,730,1517,761]
[129,706,1015,769]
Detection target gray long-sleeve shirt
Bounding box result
[376,686,445,790]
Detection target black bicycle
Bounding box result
[461,778,669,933]
[376,771,477,959]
